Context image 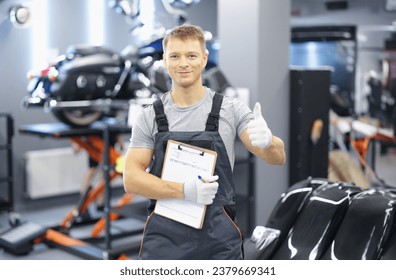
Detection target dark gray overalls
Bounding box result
[138,93,243,260]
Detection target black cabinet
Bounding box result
[289,68,332,185]
[0,113,14,214]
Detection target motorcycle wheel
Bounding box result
[53,109,103,127]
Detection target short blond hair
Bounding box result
[162,24,206,53]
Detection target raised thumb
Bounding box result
[253,102,262,119]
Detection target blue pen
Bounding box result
[198,175,223,194]
[198,175,209,183]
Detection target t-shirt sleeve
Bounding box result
[233,98,253,136]
[129,106,155,149]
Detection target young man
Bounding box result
[123,24,285,260]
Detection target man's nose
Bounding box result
[178,56,189,67]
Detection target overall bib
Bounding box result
[138,93,243,260]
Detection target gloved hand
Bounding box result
[183,175,219,205]
[247,102,272,149]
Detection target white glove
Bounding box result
[247,102,272,149]
[184,175,219,205]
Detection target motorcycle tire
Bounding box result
[52,109,103,127]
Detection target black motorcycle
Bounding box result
[22,0,231,127]
[22,36,168,126]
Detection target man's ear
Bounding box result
[203,49,208,69]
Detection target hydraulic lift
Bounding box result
[0,118,145,259]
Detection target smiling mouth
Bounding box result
[177,71,192,74]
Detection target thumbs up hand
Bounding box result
[247,102,272,149]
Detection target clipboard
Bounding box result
[154,140,217,229]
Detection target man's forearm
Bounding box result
[123,166,184,200]
[259,136,286,165]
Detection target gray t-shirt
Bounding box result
[129,87,253,169]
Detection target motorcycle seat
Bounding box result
[271,182,361,260]
[245,178,329,260]
[321,189,396,260]
[66,45,119,58]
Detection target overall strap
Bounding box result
[205,93,224,131]
[153,99,169,132]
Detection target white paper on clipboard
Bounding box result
[154,140,217,229]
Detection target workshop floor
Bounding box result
[0,195,147,260]
[0,204,89,260]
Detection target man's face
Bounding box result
[163,38,207,89]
